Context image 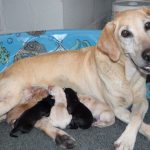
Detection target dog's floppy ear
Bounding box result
[97,21,121,62]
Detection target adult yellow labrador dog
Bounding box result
[1,7,150,150]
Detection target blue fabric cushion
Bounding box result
[0,30,101,72]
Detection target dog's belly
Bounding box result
[46,75,105,103]
[0,50,106,107]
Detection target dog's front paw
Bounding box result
[114,132,136,150]
[141,123,150,140]
[55,134,76,149]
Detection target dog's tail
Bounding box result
[10,128,18,138]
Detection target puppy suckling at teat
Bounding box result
[64,88,94,129]
[10,95,55,137]
[7,86,72,131]
[48,86,73,129]
[8,86,94,132]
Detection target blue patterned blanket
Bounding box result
[0,30,101,72]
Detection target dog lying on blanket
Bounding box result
[1,7,150,150]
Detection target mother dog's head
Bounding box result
[97,7,150,74]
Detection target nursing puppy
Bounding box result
[10,95,55,137]
[48,86,72,129]
[64,88,94,129]
[7,86,72,129]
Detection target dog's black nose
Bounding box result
[142,49,150,62]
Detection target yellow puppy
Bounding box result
[48,86,72,129]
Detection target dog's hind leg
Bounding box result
[0,79,23,117]
[0,93,22,117]
[0,87,23,116]
[7,87,49,124]
[35,117,76,149]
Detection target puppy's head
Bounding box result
[64,88,78,103]
[97,7,150,74]
[42,95,55,107]
[48,86,66,103]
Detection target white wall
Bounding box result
[0,0,64,34]
[63,0,94,29]
[0,0,4,33]
[63,0,112,29]
[0,0,113,34]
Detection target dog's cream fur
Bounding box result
[1,7,150,150]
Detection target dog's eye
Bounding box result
[121,30,132,38]
[145,22,150,31]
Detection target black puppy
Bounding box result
[10,95,55,137]
[64,88,94,129]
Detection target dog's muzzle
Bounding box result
[140,49,150,74]
[127,52,150,74]
[142,49,150,62]
[140,65,150,74]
